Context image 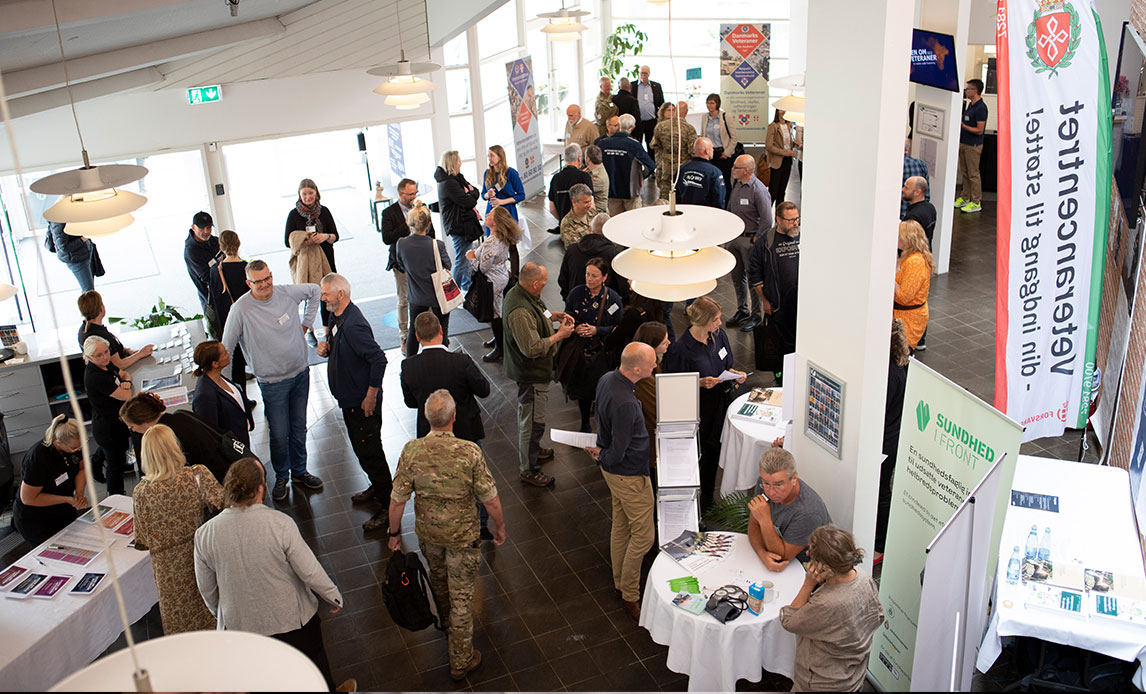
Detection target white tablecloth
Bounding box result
[977,456,1146,681]
[0,495,159,691]
[718,390,787,498]
[639,532,805,691]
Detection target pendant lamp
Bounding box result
[368,4,439,108]
[538,5,590,42]
[772,94,805,113]
[0,283,17,302]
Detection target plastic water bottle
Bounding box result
[1038,528,1051,562]
[1024,525,1039,560]
[1006,546,1021,585]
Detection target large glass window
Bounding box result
[477,2,520,59]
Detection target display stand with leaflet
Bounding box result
[654,372,702,543]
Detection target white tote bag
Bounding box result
[431,238,465,314]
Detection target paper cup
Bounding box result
[762,580,777,603]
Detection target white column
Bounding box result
[428,44,451,163]
[787,0,808,76]
[200,142,234,232]
[792,0,913,567]
[467,26,486,164]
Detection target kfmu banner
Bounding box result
[505,57,544,198]
[719,24,770,143]
[994,0,1111,441]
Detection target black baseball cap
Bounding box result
[192,211,213,228]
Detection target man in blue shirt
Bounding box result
[633,65,665,155]
[955,79,988,214]
[675,138,726,208]
[586,342,658,621]
[316,273,391,531]
[600,114,656,216]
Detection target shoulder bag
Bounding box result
[464,255,496,323]
[721,112,746,158]
[431,239,465,314]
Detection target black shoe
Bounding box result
[90,463,106,484]
[483,336,496,347]
[480,526,494,541]
[272,478,289,502]
[740,317,761,332]
[915,338,927,351]
[724,311,748,327]
[363,510,389,532]
[547,226,561,235]
[482,347,502,362]
[520,470,555,487]
[292,472,324,490]
[351,486,376,505]
[538,447,555,462]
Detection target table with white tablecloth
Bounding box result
[718,390,787,498]
[640,532,805,691]
[977,456,1146,685]
[0,494,158,691]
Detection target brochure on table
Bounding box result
[655,372,701,543]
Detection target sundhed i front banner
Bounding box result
[995,0,1111,442]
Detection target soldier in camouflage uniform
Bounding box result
[595,76,619,138]
[650,102,697,202]
[388,389,506,681]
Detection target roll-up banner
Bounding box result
[719,24,770,143]
[506,57,545,198]
[994,0,1112,442]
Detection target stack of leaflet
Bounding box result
[655,372,702,543]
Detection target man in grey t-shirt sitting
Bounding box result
[747,448,832,571]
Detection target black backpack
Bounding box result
[382,550,442,632]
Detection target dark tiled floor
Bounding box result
[3,187,1094,691]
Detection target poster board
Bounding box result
[719,24,771,143]
[505,57,544,198]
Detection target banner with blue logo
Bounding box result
[505,57,544,198]
[719,24,770,144]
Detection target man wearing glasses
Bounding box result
[748,201,802,372]
[222,259,325,502]
[724,154,774,333]
[747,448,831,572]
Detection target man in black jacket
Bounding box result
[547,144,592,234]
[184,211,221,338]
[380,178,435,353]
[400,311,495,537]
[612,78,640,122]
[316,273,391,531]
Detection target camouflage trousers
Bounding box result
[654,160,675,201]
[420,539,482,671]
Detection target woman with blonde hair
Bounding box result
[780,525,884,692]
[12,416,89,545]
[893,219,935,349]
[467,206,521,362]
[396,204,454,357]
[83,335,133,494]
[435,150,482,291]
[662,296,746,510]
[481,145,526,223]
[134,424,223,634]
[283,178,339,330]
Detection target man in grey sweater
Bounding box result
[221,259,324,502]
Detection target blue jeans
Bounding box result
[450,234,472,291]
[65,260,95,293]
[258,368,310,481]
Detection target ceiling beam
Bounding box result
[6,67,164,119]
[3,17,286,98]
[1,0,194,35]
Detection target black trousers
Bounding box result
[406,303,450,357]
[93,422,129,496]
[230,344,248,396]
[272,612,334,689]
[712,148,735,198]
[874,447,897,554]
[342,405,392,502]
[768,156,793,207]
[636,118,657,154]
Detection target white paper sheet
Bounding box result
[658,437,700,487]
[550,429,597,448]
[718,370,749,381]
[658,495,699,544]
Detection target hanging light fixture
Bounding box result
[538,4,590,43]
[772,94,805,113]
[368,4,439,109]
[646,0,671,5]
[29,0,147,231]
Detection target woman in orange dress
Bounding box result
[893,220,934,349]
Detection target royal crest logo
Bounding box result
[916,400,930,433]
[1025,0,1081,78]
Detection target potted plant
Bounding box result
[109,298,202,330]
[600,23,648,81]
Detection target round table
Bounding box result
[639,532,805,691]
[718,389,788,498]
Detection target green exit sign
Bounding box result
[187,85,221,104]
[686,67,702,80]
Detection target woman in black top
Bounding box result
[190,341,254,449]
[83,335,134,495]
[396,205,453,357]
[560,259,624,432]
[207,230,250,390]
[12,416,89,546]
[76,290,153,370]
[875,319,911,560]
[120,392,236,483]
[283,178,339,329]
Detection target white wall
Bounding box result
[426,0,508,46]
[968,0,1129,70]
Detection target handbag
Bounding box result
[464,269,496,322]
[431,238,464,314]
[194,468,222,524]
[721,112,746,158]
[89,242,106,277]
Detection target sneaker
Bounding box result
[960,202,982,213]
[520,470,555,487]
[953,196,966,208]
[351,486,377,505]
[363,510,388,532]
[537,447,555,463]
[272,478,289,502]
[292,472,324,490]
[915,337,927,351]
[450,649,482,681]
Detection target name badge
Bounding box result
[277,312,290,326]
[607,304,618,315]
[544,309,553,320]
[331,324,339,336]
[740,198,749,206]
[55,472,69,486]
[718,347,728,359]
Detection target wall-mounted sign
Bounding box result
[686,67,702,80]
[187,85,221,105]
[805,361,844,458]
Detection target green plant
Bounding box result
[703,492,751,533]
[600,23,648,81]
[109,298,202,330]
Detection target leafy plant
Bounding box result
[109,298,202,330]
[601,23,648,81]
[703,492,751,533]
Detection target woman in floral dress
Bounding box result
[468,206,521,362]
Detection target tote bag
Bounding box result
[431,239,465,314]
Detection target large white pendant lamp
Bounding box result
[772,94,805,113]
[368,4,439,110]
[538,6,590,42]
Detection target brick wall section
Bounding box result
[1133,0,1146,38]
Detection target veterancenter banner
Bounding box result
[994,0,1111,441]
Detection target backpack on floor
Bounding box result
[382,550,442,632]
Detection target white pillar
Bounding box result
[793,0,913,567]
[787,0,808,76]
[200,142,234,232]
[428,44,451,164]
[467,26,486,164]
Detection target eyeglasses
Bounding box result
[760,477,792,490]
[249,275,273,286]
[780,216,801,224]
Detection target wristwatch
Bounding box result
[388,529,400,538]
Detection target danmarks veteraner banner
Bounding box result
[719,24,770,143]
[506,57,544,198]
[994,0,1111,441]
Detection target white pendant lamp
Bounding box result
[633,279,717,302]
[785,110,805,125]
[647,0,671,5]
[62,214,135,237]
[772,94,805,113]
[538,6,590,42]
[44,188,146,224]
[368,4,439,108]
[770,72,806,91]
[0,283,17,302]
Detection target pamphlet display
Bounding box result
[805,361,844,458]
[655,372,703,543]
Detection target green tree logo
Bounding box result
[916,401,931,432]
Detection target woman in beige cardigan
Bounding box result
[766,110,800,206]
[701,93,739,197]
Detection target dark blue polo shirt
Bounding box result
[327,301,388,409]
[594,370,650,476]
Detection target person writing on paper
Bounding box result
[779,525,883,692]
[584,342,658,622]
[748,448,832,572]
[12,415,88,546]
[77,290,154,370]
